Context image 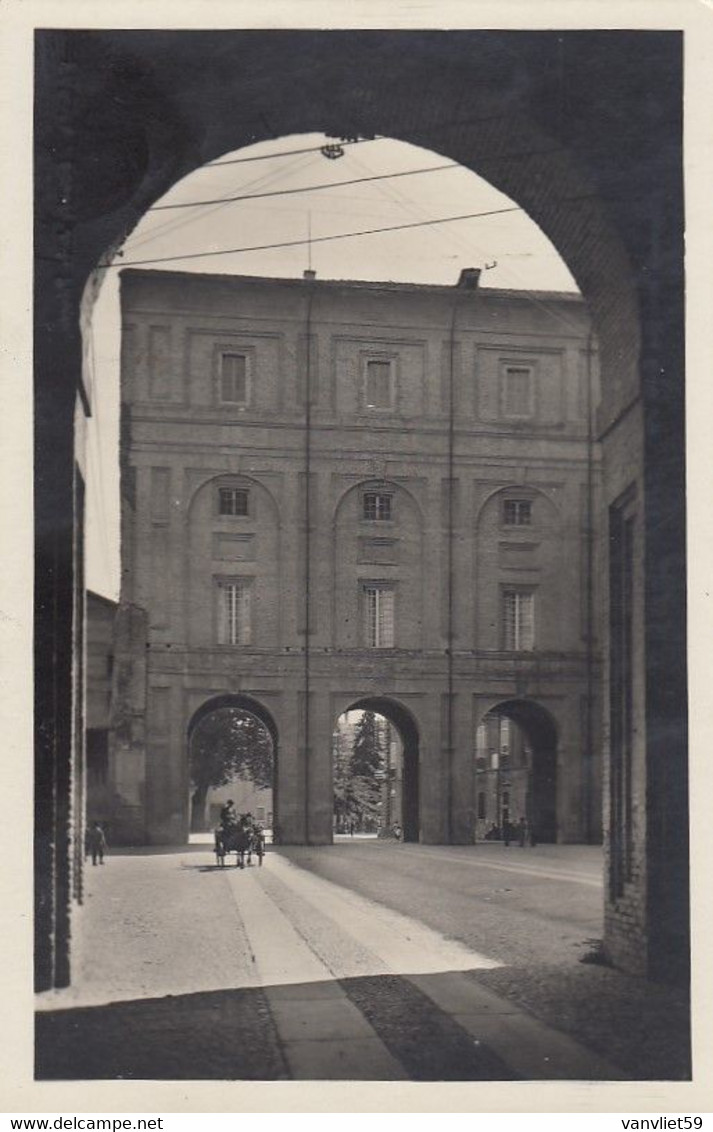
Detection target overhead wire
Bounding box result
[346,149,584,335]
[102,205,524,268]
[122,140,584,338]
[114,170,585,338]
[347,147,488,268]
[126,151,318,253]
[205,136,384,168]
[147,162,458,212]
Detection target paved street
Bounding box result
[36,841,689,1081]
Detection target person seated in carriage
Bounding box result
[219,799,239,833]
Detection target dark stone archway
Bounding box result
[34,30,686,988]
[343,698,420,843]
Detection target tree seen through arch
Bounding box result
[189,707,273,833]
[333,710,402,835]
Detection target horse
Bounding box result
[214,818,252,868]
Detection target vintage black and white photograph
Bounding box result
[28,19,695,1095]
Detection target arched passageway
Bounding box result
[187,695,279,838]
[34,31,687,988]
[476,701,558,844]
[336,698,420,843]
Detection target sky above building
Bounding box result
[86,133,579,599]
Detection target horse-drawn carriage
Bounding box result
[214,811,265,868]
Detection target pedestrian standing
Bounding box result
[86,821,107,866]
[503,820,511,847]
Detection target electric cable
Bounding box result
[348,147,487,271]
[103,205,523,268]
[148,163,458,212]
[205,136,383,168]
[346,150,584,334]
[127,152,318,253]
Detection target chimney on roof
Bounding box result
[456,267,481,290]
[303,268,317,281]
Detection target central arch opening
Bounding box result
[187,694,277,837]
[475,700,558,844]
[333,697,420,843]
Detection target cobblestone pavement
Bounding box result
[35,841,689,1081]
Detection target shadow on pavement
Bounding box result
[180,862,267,874]
[467,964,691,1081]
[35,970,515,1081]
[36,984,287,1080]
[35,957,692,1082]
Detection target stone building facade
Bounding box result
[112,267,601,848]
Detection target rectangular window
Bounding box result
[503,499,532,526]
[365,360,393,409]
[502,365,533,417]
[221,353,249,404]
[503,589,535,651]
[363,584,395,648]
[363,492,392,521]
[218,487,249,517]
[217,580,252,645]
[477,791,486,820]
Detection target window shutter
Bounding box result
[363,584,395,647]
[378,587,395,646]
[239,581,252,645]
[504,590,535,650]
[218,580,251,645]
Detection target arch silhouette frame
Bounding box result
[33,30,687,988]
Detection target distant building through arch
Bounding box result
[110,269,600,854]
